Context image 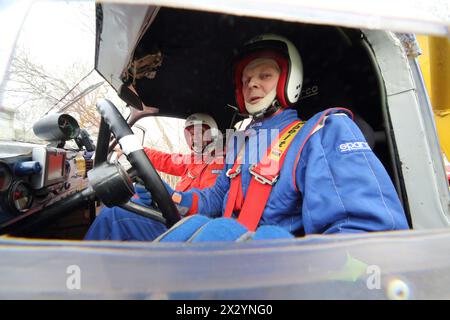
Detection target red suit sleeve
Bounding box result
[144,147,191,176]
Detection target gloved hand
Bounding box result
[134,183,153,206]
[134,180,174,206]
[134,180,194,217]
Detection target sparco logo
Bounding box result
[299,85,319,100]
[339,142,371,153]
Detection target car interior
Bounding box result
[125,7,409,215]
[0,6,412,241]
[126,8,391,162]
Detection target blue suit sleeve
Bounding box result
[190,166,230,218]
[296,114,409,234]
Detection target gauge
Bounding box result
[58,114,80,139]
[8,181,33,213]
[33,113,80,141]
[0,161,13,192]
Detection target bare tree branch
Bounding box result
[3,47,107,142]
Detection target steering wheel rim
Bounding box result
[96,99,181,227]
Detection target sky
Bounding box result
[14,0,94,77]
[0,0,95,105]
[0,0,32,101]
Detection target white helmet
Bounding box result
[233,34,303,115]
[184,113,220,155]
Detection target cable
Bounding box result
[43,68,95,116]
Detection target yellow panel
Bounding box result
[75,156,86,178]
[417,35,431,97]
[417,35,450,160]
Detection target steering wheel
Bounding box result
[96,99,181,227]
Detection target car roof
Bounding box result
[101,0,449,37]
[95,1,449,130]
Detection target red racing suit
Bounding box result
[143,148,224,192]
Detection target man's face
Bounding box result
[184,124,212,153]
[242,58,280,105]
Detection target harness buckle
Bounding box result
[226,166,241,179]
[249,165,279,185]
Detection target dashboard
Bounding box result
[0,141,92,229]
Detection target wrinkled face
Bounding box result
[242,58,280,105]
[184,124,212,152]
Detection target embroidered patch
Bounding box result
[339,141,371,153]
[172,192,182,204]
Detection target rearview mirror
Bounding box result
[119,85,143,111]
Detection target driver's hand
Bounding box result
[111,146,131,169]
[133,181,194,218]
[134,183,153,207]
[133,181,175,207]
[113,146,124,159]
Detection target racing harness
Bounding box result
[224,108,352,231]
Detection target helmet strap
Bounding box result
[251,99,281,121]
[191,139,217,157]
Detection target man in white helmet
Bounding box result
[84,113,224,240]
[143,113,224,193]
[86,34,409,242]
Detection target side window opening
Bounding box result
[134,116,189,188]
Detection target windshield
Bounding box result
[0,0,125,144]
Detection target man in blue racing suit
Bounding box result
[85,34,409,242]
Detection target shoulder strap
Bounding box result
[235,120,304,231]
[225,108,353,231]
[224,120,303,229]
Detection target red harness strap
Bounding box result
[223,139,246,218]
[224,108,354,231]
[224,120,304,231]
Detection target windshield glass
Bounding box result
[0,0,125,144]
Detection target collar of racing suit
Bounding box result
[246,108,300,132]
[225,108,301,167]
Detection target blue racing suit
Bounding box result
[85,108,409,241]
[184,108,409,234]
